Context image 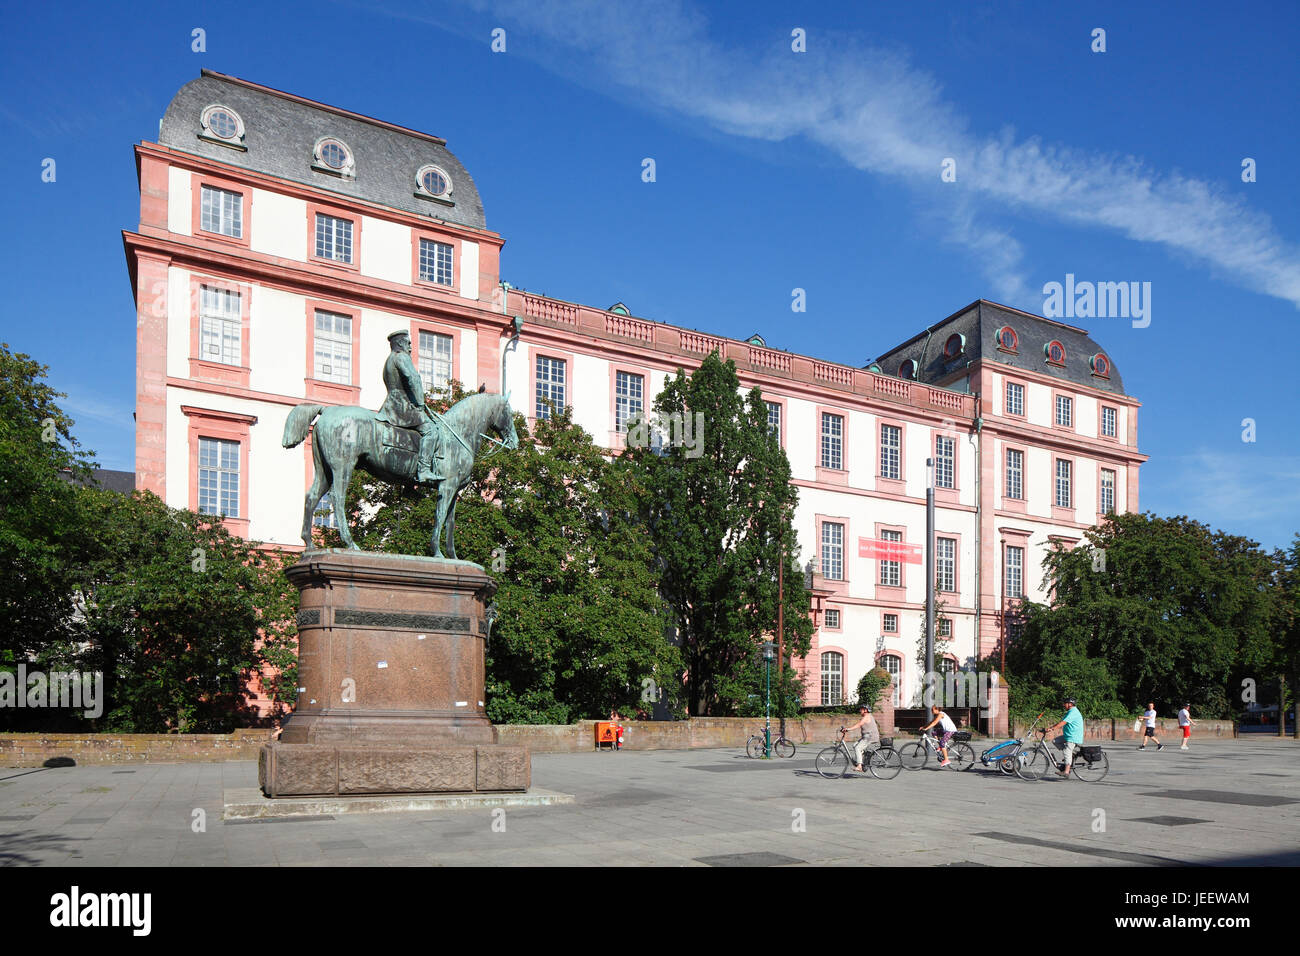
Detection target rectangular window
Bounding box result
[935,435,954,489]
[882,654,901,707]
[417,331,453,396]
[198,437,239,517]
[880,424,901,479]
[614,371,644,431]
[1005,448,1023,499]
[765,401,781,442]
[882,613,898,633]
[535,356,566,420]
[1055,394,1073,427]
[1005,382,1024,417]
[200,186,242,238]
[1005,545,1023,598]
[1102,405,1117,438]
[820,652,843,707]
[312,500,337,528]
[418,238,454,286]
[936,537,955,592]
[313,310,352,384]
[199,286,241,366]
[880,529,902,587]
[824,609,840,629]
[1101,468,1116,514]
[821,522,844,581]
[821,413,843,470]
[314,213,353,263]
[1055,459,1072,508]
[938,618,952,638]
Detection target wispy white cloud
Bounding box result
[1157,449,1300,535]
[401,0,1300,309]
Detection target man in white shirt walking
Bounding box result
[1178,703,1196,750]
[1138,701,1164,751]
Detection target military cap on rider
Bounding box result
[387,330,410,345]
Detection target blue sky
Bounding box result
[3,0,1298,550]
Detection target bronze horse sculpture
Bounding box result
[282,391,518,559]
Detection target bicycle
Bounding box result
[898,729,975,771]
[815,728,903,780]
[979,712,1045,776]
[1015,730,1109,782]
[746,726,796,759]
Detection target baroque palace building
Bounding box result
[126,72,1146,729]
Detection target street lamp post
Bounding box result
[762,640,776,758]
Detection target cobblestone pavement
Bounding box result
[2,737,1297,866]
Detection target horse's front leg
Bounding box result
[446,490,461,561]
[432,481,453,558]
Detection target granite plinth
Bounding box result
[259,743,531,797]
[280,549,496,747]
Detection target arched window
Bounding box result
[995,326,1018,353]
[820,651,843,706]
[880,653,902,707]
[1045,340,1066,366]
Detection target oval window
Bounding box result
[320,141,349,169]
[997,326,1017,351]
[944,333,964,359]
[1045,341,1066,365]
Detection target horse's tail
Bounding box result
[283,404,325,448]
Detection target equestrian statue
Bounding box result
[282,330,518,559]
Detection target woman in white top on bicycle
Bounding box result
[918,705,958,768]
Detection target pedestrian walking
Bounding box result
[1138,701,1163,751]
[1178,703,1195,750]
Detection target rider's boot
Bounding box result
[416,455,443,484]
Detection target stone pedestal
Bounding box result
[260,549,529,797]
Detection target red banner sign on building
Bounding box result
[859,537,923,564]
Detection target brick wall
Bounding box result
[1009,718,1238,740]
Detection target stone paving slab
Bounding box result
[0,737,1298,866]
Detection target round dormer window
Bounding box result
[201,104,244,143]
[996,326,1018,352]
[313,138,355,176]
[899,359,917,380]
[1045,340,1066,366]
[416,165,453,200]
[944,333,965,360]
[1091,353,1110,378]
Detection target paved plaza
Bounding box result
[1,736,1297,866]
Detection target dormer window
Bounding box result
[899,359,917,380]
[995,326,1018,353]
[1045,340,1066,367]
[313,138,355,177]
[1090,353,1111,378]
[199,105,245,148]
[415,164,453,201]
[943,333,965,360]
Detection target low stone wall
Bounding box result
[0,729,274,767]
[1009,718,1238,740]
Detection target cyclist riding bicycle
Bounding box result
[1042,697,1084,776]
[846,705,880,773]
[918,704,958,767]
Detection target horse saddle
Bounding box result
[378,421,421,453]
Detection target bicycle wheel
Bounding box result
[1015,746,1049,781]
[949,742,976,771]
[746,735,765,759]
[998,753,1018,775]
[867,747,903,780]
[1071,751,1109,782]
[774,737,796,759]
[898,742,929,771]
[815,746,849,779]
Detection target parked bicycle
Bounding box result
[1015,730,1109,782]
[898,729,975,771]
[746,726,796,758]
[815,728,902,780]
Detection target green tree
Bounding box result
[0,344,96,665]
[626,351,814,716]
[327,382,681,723]
[1004,512,1279,721]
[855,667,892,712]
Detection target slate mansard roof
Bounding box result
[870,299,1127,396]
[158,70,487,232]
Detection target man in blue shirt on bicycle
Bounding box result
[1042,698,1084,777]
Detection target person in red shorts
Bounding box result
[1178,703,1195,750]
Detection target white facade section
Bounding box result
[786,397,817,481]
[459,241,479,300]
[360,308,410,409]
[1026,382,1051,427]
[249,189,307,261]
[360,215,411,284]
[458,327,478,388]
[167,166,191,236]
[249,286,306,397]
